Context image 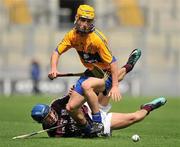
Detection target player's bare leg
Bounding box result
[110,110,147,130]
[81,77,105,134]
[82,78,105,111]
[66,91,87,124]
[118,67,126,82]
[66,90,93,135]
[82,77,105,120]
[110,97,167,130]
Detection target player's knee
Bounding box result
[66,103,75,112]
[81,81,92,91]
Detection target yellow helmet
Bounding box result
[76,5,95,20]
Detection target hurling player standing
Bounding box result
[48,5,121,134]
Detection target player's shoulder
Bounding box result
[67,28,76,35]
[92,28,108,43]
[64,28,77,39]
[70,28,79,36]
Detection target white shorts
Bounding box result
[99,104,112,136]
[84,103,112,136]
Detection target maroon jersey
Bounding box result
[42,95,91,137]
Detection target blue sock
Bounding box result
[92,112,102,123]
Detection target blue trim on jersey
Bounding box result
[74,75,112,96]
[55,48,60,54]
[94,30,112,56]
[111,56,117,63]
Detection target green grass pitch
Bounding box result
[0,95,179,147]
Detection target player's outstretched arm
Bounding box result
[48,51,60,80]
[108,61,122,101]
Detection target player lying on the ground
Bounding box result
[31,96,167,137]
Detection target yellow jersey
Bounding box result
[56,28,115,70]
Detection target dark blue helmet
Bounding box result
[31,104,50,123]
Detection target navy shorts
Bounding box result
[74,75,112,96]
